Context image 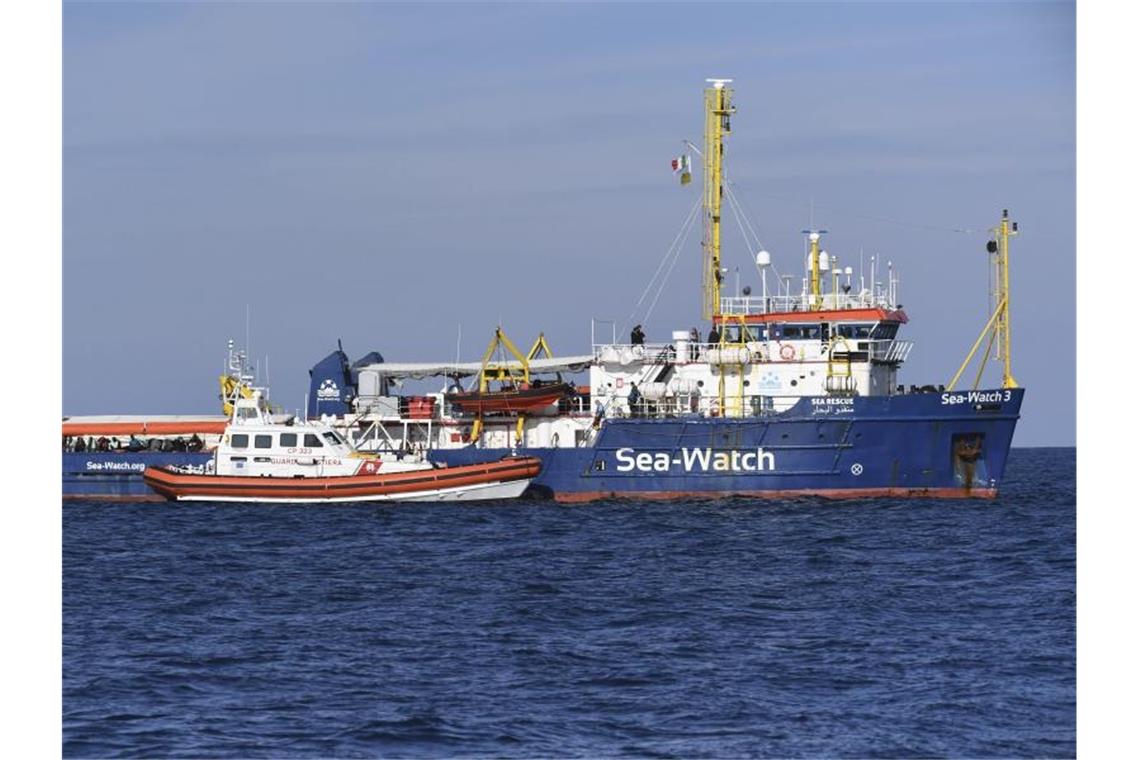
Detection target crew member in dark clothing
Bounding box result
[707,327,721,347]
[187,434,203,452]
[73,437,86,453]
[627,383,642,417]
[630,324,646,345]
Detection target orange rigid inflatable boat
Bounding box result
[143,456,542,503]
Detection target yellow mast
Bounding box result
[947,209,1019,390]
[798,227,829,311]
[702,79,735,321]
[995,209,1019,388]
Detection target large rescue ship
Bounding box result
[64,80,1023,502]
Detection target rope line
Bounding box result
[644,205,700,326]
[622,197,701,335]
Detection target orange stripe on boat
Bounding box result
[63,420,228,437]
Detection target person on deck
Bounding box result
[707,327,721,347]
[630,324,646,345]
[627,383,643,417]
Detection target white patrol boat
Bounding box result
[142,391,541,503]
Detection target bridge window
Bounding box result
[322,431,345,446]
[280,433,298,447]
[230,434,248,449]
[871,323,899,340]
[837,323,875,339]
[783,324,821,340]
[303,434,324,448]
[254,435,272,449]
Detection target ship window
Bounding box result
[837,323,874,339]
[254,434,272,449]
[280,433,298,447]
[785,324,820,340]
[230,434,249,449]
[303,433,324,448]
[322,431,345,446]
[870,322,899,340]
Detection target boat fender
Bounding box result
[780,344,795,360]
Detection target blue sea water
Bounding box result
[63,447,1075,758]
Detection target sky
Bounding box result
[63,1,1075,446]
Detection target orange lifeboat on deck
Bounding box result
[445,382,574,415]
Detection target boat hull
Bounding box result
[64,451,213,501]
[64,390,1023,503]
[141,456,542,504]
[428,389,1024,502]
[445,383,573,414]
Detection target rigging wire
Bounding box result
[643,205,700,326]
[725,180,982,237]
[723,182,784,287]
[621,196,702,335]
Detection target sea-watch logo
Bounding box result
[317,379,340,400]
[615,447,776,473]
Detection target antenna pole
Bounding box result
[802,229,827,310]
[995,209,1019,388]
[702,78,735,322]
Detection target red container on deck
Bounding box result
[407,396,436,419]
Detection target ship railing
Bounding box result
[867,339,913,363]
[593,342,676,365]
[719,291,894,316]
[622,393,807,420]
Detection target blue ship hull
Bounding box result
[427,389,1023,502]
[62,389,1022,502]
[63,452,212,501]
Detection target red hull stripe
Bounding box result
[552,486,996,503]
[143,458,541,500]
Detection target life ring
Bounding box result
[780,344,795,360]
